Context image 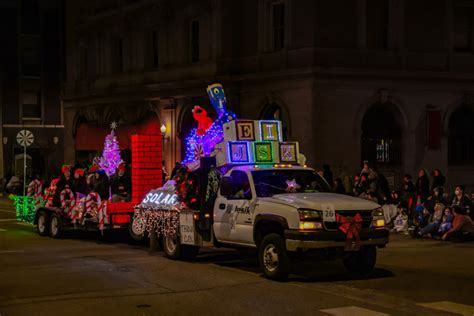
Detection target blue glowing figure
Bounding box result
[182,83,236,164]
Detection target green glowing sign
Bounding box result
[254,142,273,163]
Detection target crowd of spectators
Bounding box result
[323,161,474,242]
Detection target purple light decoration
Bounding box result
[182,84,237,164]
[99,128,122,177]
[182,112,236,163]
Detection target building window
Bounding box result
[366,0,388,49]
[448,106,474,163]
[190,20,199,63]
[272,2,285,51]
[453,5,474,52]
[361,104,401,165]
[22,90,41,119]
[152,29,159,68]
[21,36,40,77]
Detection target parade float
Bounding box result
[28,121,163,239]
[131,83,389,281]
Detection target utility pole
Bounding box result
[0,66,4,182]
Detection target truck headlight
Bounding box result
[372,208,385,227]
[298,209,321,221]
[298,209,322,230]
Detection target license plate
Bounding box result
[322,204,336,222]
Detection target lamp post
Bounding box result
[160,124,167,182]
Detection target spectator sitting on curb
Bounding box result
[417,203,445,238]
[437,206,453,237]
[392,205,409,234]
[442,206,474,241]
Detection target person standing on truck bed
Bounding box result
[111,163,131,202]
[54,165,73,206]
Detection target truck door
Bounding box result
[214,170,255,245]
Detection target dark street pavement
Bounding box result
[0,198,473,316]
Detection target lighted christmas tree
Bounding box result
[99,122,122,177]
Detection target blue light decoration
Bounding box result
[227,141,252,164]
[182,83,236,164]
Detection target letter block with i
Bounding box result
[258,120,283,142]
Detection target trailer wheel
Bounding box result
[163,234,199,260]
[49,213,62,239]
[259,233,291,281]
[37,211,49,237]
[343,246,377,276]
[129,217,146,242]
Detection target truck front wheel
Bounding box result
[343,246,377,276]
[163,234,199,260]
[259,233,291,281]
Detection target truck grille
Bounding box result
[323,210,373,231]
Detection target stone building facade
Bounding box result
[0,0,64,181]
[63,0,474,191]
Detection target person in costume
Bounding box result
[55,165,73,206]
[72,168,89,197]
[92,169,110,200]
[111,163,131,202]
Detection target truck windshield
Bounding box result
[251,169,332,197]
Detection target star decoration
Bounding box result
[110,121,118,130]
[286,179,301,193]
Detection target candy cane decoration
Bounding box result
[27,179,43,206]
[27,179,41,197]
[60,189,76,214]
[97,200,109,230]
[83,192,101,224]
[71,192,85,224]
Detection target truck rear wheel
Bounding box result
[37,211,49,236]
[343,246,377,276]
[259,233,291,281]
[163,234,199,260]
[49,213,62,239]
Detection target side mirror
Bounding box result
[220,176,233,197]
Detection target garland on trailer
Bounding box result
[133,208,180,238]
[173,166,199,210]
[205,166,221,203]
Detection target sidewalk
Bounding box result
[0,196,15,211]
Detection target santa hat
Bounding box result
[75,168,85,177]
[61,165,70,174]
[89,164,98,173]
[118,163,126,171]
[50,178,59,187]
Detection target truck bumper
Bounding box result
[284,228,389,251]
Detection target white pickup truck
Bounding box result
[155,164,389,281]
